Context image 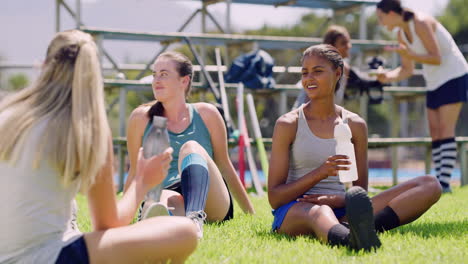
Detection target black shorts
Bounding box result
[56,236,89,264]
[426,74,468,109]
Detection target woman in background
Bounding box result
[376,0,468,192]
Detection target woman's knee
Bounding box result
[416,175,442,201]
[179,141,205,156]
[155,217,198,257]
[307,205,332,222]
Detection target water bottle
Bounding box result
[142,116,170,202]
[334,121,358,182]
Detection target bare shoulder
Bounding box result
[128,104,151,130]
[413,13,437,32]
[193,102,219,116]
[275,109,299,132]
[341,107,367,131]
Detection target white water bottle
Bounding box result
[334,121,358,182]
[142,116,171,202]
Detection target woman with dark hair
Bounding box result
[376,0,468,192]
[269,44,441,251]
[125,51,255,239]
[293,25,382,108]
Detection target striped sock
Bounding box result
[439,138,457,188]
[431,140,442,179]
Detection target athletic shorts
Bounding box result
[426,74,468,109]
[55,236,89,264]
[271,200,346,231]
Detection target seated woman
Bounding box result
[124,51,255,238]
[268,44,441,251]
[0,30,197,264]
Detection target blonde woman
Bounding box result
[0,30,197,264]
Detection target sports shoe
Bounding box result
[187,210,207,239]
[345,186,381,251]
[139,200,171,221]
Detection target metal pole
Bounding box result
[425,145,432,174]
[200,3,207,87]
[56,0,61,32]
[391,98,400,185]
[226,0,231,34]
[76,0,81,28]
[461,142,467,186]
[358,4,368,121]
[117,73,127,192]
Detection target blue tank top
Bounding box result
[142,104,213,188]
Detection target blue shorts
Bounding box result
[426,74,468,109]
[56,236,89,264]
[271,200,346,231]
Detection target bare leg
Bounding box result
[158,190,185,216]
[84,216,198,264]
[178,141,230,221]
[435,102,463,139]
[371,176,441,225]
[278,202,339,242]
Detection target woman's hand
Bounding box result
[316,155,350,179]
[135,147,173,191]
[296,194,345,208]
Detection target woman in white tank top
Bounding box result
[376,0,468,192]
[268,44,441,251]
[0,30,197,264]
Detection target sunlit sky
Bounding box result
[0,0,450,65]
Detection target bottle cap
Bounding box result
[152,116,168,128]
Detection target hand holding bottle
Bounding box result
[317,155,351,180]
[136,147,173,192]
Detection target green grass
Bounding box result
[77,187,468,264]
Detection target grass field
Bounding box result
[77,186,468,264]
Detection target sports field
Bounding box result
[76,186,468,264]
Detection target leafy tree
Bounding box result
[8,73,29,91]
[438,0,468,43]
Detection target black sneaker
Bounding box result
[345,186,381,251]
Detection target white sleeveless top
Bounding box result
[401,19,468,91]
[286,105,345,195]
[0,112,82,264]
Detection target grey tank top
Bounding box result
[286,105,345,195]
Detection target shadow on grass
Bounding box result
[255,230,299,242]
[391,220,468,238]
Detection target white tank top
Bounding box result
[0,112,82,263]
[286,105,345,195]
[401,19,468,91]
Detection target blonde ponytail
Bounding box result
[0,30,109,191]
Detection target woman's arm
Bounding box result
[197,103,255,214]
[347,112,369,191]
[87,134,172,230]
[377,32,415,83]
[123,106,150,192]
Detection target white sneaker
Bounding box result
[187,211,207,239]
[141,201,172,220]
